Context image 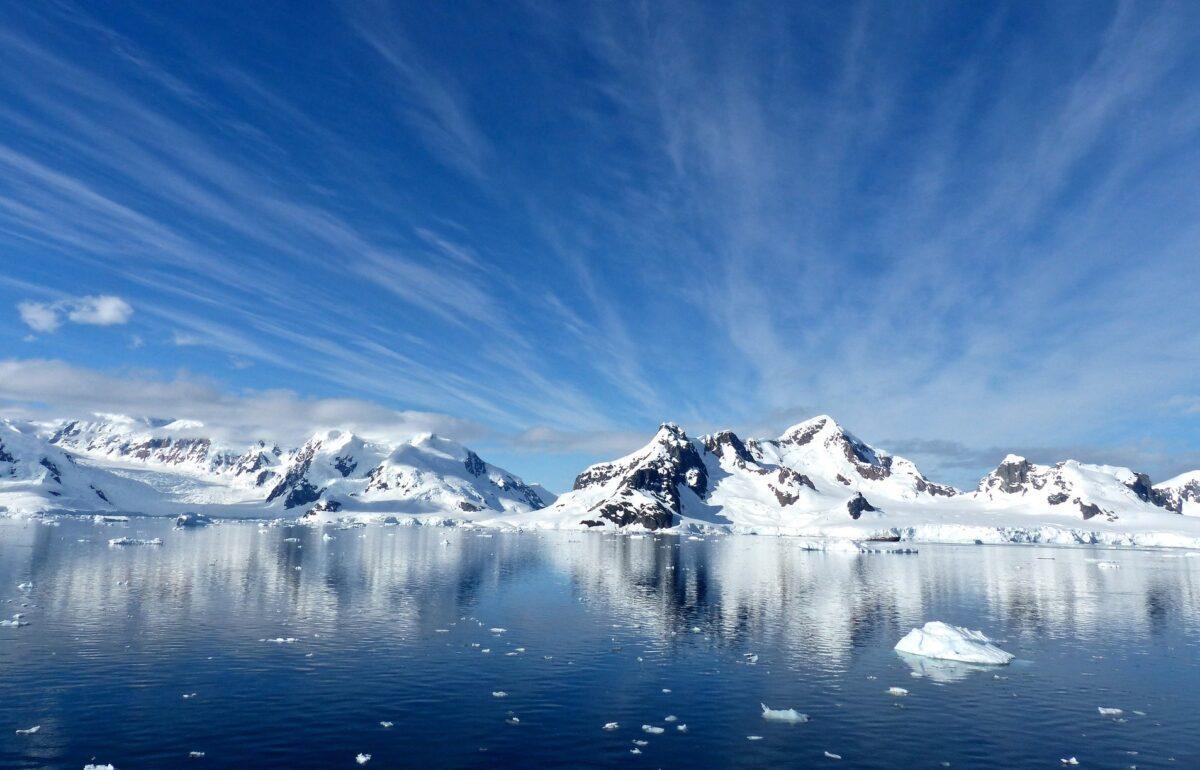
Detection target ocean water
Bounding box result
[1,517,1198,769]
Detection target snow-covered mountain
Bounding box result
[50,415,283,488]
[1,414,550,520]
[521,416,1200,548]
[535,417,961,532]
[0,419,142,514]
[974,455,1180,520]
[264,429,552,518]
[1156,471,1200,517]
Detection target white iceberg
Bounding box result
[894,622,1014,665]
[108,537,163,547]
[15,725,40,735]
[887,687,908,696]
[356,753,371,765]
[760,703,809,723]
[642,725,664,734]
[1098,707,1123,716]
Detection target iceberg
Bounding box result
[894,621,1014,665]
[760,703,809,723]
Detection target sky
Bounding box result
[1,0,1199,492]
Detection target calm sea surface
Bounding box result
[1,517,1198,769]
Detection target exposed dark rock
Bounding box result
[1077,500,1104,520]
[0,440,15,464]
[580,519,605,527]
[464,450,487,477]
[702,430,754,466]
[846,492,877,520]
[458,501,482,512]
[1047,492,1069,505]
[91,485,110,504]
[1124,472,1180,513]
[836,474,851,486]
[333,454,358,478]
[988,456,1033,493]
[38,457,62,484]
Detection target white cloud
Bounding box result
[17,294,133,333]
[17,301,61,332]
[0,358,483,447]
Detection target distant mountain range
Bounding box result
[2,413,1198,546]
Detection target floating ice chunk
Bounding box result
[629,748,641,755]
[603,722,619,731]
[1098,707,1123,716]
[824,751,842,760]
[632,740,647,746]
[664,715,677,722]
[490,628,507,634]
[642,725,664,734]
[182,692,197,699]
[1,616,29,627]
[1060,758,1078,766]
[17,582,32,591]
[93,514,130,523]
[189,752,205,758]
[283,537,299,542]
[108,537,162,547]
[84,764,116,770]
[887,687,908,697]
[661,688,671,693]
[321,534,334,542]
[506,717,520,725]
[260,637,297,643]
[676,724,687,732]
[356,753,371,765]
[175,512,212,528]
[894,622,1014,665]
[15,725,40,735]
[761,703,809,723]
[492,691,508,698]
[747,735,763,741]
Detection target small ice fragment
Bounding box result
[356,753,371,765]
[260,637,297,643]
[1098,707,1123,716]
[662,688,671,693]
[435,629,449,633]
[746,654,758,664]
[492,691,508,698]
[490,628,507,633]
[182,692,197,699]
[84,764,116,770]
[894,622,1014,665]
[690,627,701,633]
[603,722,619,731]
[888,687,909,697]
[506,717,520,725]
[642,725,664,734]
[825,751,842,760]
[747,735,763,741]
[108,537,162,547]
[188,752,205,758]
[761,703,809,723]
[15,725,40,735]
[676,724,688,732]
[633,740,648,746]
[629,748,641,755]
[17,582,32,591]
[1060,759,1078,766]
[664,715,677,722]
[380,721,393,728]
[321,534,333,542]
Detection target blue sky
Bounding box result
[2,1,1199,491]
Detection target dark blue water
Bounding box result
[1,517,1198,769]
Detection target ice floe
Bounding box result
[760,703,809,723]
[108,537,163,547]
[15,725,40,735]
[1098,707,1123,716]
[356,753,371,765]
[642,725,664,734]
[603,722,619,731]
[894,621,1014,665]
[887,687,909,696]
[825,751,842,760]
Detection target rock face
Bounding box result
[975,455,1182,521]
[1156,471,1200,516]
[570,424,708,529]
